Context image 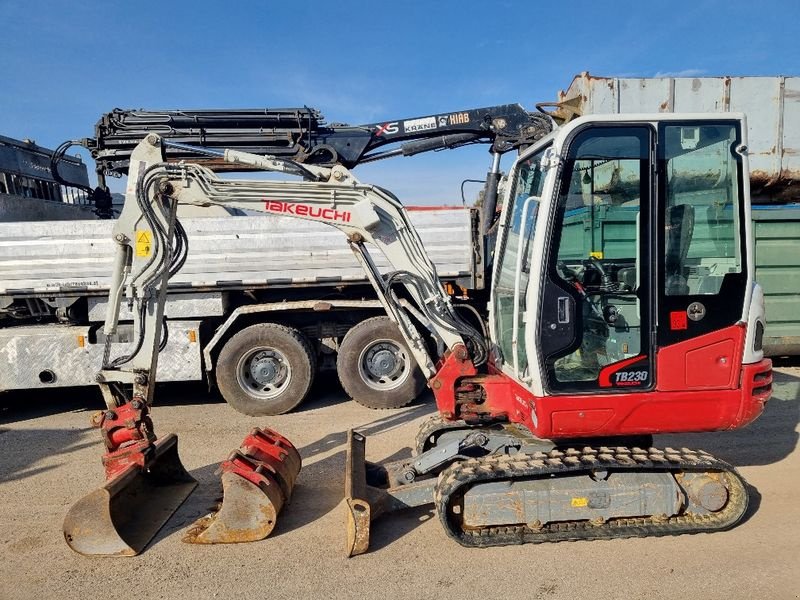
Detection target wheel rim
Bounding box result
[236,346,292,400]
[357,339,411,391]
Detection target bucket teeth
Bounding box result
[63,433,197,557]
[183,427,301,545]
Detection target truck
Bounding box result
[0,134,95,221]
[0,206,480,414]
[1,74,797,416]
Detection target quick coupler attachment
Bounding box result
[183,427,301,544]
[345,430,373,557]
[344,429,437,557]
[63,432,197,556]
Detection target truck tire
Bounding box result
[216,323,316,416]
[336,316,426,409]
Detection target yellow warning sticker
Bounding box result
[135,230,152,257]
[589,251,604,260]
[571,497,588,508]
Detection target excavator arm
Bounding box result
[99,133,485,400]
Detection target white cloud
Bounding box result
[653,69,708,78]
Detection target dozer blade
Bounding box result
[183,427,301,545]
[63,433,197,557]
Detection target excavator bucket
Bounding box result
[183,427,301,544]
[63,433,197,557]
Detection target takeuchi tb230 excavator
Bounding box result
[62,107,772,557]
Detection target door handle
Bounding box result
[557,296,570,324]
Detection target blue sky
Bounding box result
[1,0,797,203]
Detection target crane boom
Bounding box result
[84,104,552,176]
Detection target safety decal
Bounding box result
[135,230,152,257]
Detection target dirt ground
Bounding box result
[1,367,798,600]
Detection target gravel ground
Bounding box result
[1,368,798,600]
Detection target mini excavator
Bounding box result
[62,105,771,556]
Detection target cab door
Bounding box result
[490,145,550,384]
[537,125,655,393]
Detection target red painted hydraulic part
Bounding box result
[183,427,301,544]
[63,400,197,556]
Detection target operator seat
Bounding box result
[665,204,695,295]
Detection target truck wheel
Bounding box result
[216,323,316,416]
[337,316,426,409]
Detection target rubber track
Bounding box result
[434,446,749,548]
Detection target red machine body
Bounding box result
[433,324,771,440]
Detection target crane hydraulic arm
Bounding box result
[86,104,553,175]
[61,103,552,228]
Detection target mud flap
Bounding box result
[183,427,301,544]
[63,433,197,557]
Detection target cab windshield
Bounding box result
[492,146,548,377]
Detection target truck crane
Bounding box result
[63,108,772,558]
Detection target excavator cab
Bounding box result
[490,114,769,436]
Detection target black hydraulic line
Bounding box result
[51,141,115,218]
[460,179,485,206]
[479,153,503,238]
[158,316,169,352]
[384,270,487,366]
[50,141,93,194]
[399,133,483,157]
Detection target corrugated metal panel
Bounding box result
[752,206,800,352]
[558,73,800,195]
[0,208,475,295]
